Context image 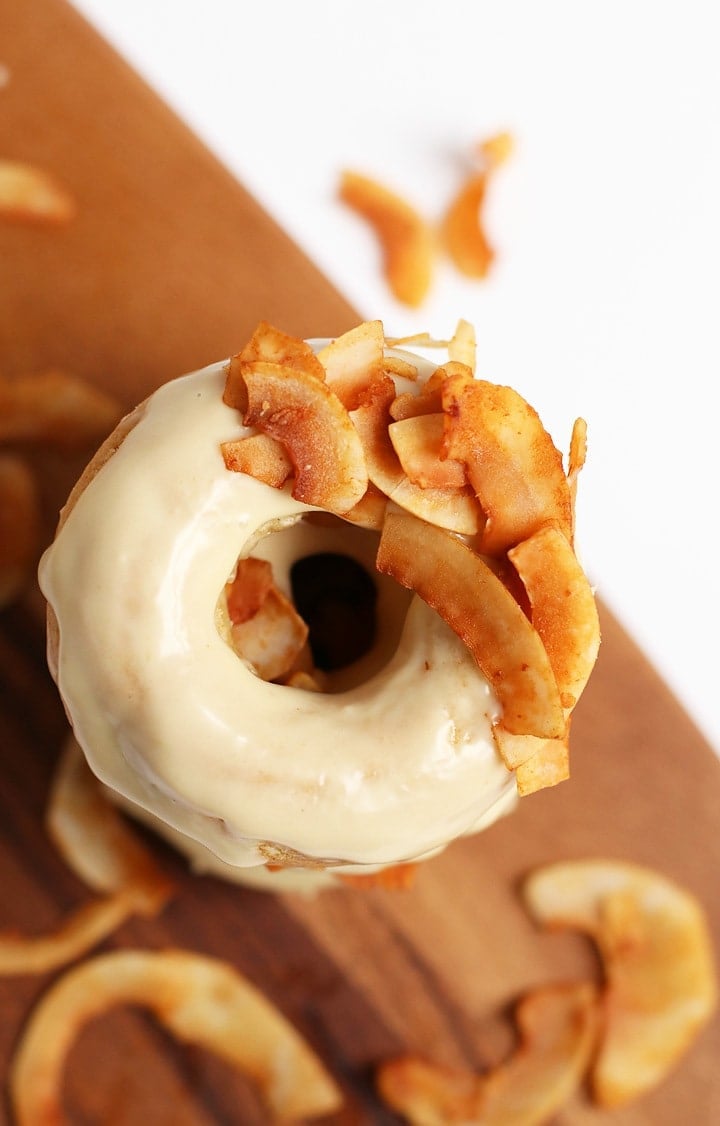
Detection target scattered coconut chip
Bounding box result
[9,948,344,1123]
[0,159,76,224]
[351,376,480,536]
[46,736,174,912]
[377,982,598,1125]
[0,453,39,608]
[241,360,368,513]
[509,524,600,710]
[441,133,513,279]
[0,894,142,978]
[316,319,386,409]
[376,512,565,738]
[523,860,718,1107]
[0,370,121,447]
[339,170,434,307]
[221,433,293,488]
[442,373,573,555]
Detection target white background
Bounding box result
[70,0,719,754]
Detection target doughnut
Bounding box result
[39,320,599,891]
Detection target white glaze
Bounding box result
[39,358,517,874]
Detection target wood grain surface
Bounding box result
[1,1,719,1122]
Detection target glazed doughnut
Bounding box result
[39,320,599,889]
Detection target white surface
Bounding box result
[67,0,719,754]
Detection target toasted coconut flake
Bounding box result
[339,170,434,307]
[515,736,570,795]
[509,524,600,710]
[376,512,565,738]
[377,982,598,1125]
[225,557,309,681]
[524,860,718,1107]
[221,433,293,488]
[47,736,174,913]
[242,361,368,513]
[384,355,419,381]
[351,377,480,535]
[0,159,76,224]
[568,416,588,534]
[224,321,325,412]
[341,482,388,530]
[225,557,275,624]
[442,374,573,555]
[231,585,309,682]
[448,318,477,373]
[0,895,140,978]
[389,414,467,490]
[9,948,343,1123]
[492,726,564,771]
[316,319,386,409]
[0,371,121,447]
[0,453,39,608]
[390,362,470,422]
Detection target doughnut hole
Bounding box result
[221,514,413,693]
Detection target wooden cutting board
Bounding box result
[1,1,718,1122]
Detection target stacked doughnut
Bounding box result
[39,320,599,891]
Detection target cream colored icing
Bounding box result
[39,354,517,876]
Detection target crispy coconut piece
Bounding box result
[223,320,326,412]
[46,736,173,910]
[389,414,467,490]
[339,862,419,890]
[9,948,343,1123]
[0,371,121,447]
[225,557,309,682]
[442,373,573,555]
[316,319,386,409]
[225,557,275,623]
[568,416,588,535]
[384,355,419,381]
[221,433,293,488]
[376,512,565,738]
[509,524,600,710]
[339,170,434,307]
[524,860,718,1107]
[492,726,566,772]
[442,133,513,279]
[377,982,598,1125]
[0,453,40,608]
[0,895,146,978]
[242,361,368,513]
[0,159,76,224]
[341,482,388,530]
[448,318,477,373]
[351,376,480,536]
[231,586,309,682]
[514,736,570,796]
[390,361,471,422]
